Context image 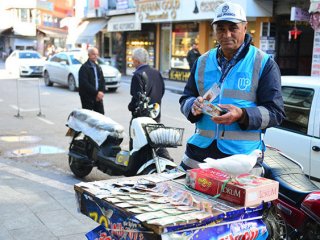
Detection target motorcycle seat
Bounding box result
[67,109,125,146]
[263,147,319,206]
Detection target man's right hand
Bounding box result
[191,96,204,116]
[96,91,104,102]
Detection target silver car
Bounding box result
[43,52,121,92]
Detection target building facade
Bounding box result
[0,0,74,58]
[66,0,318,78]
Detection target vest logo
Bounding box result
[238,77,251,90]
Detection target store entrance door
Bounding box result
[276,16,314,76]
[160,24,171,79]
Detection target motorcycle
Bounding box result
[261,145,320,240]
[65,91,183,178]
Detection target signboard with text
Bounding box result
[135,0,272,23]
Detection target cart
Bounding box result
[74,172,270,240]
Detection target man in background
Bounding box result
[128,47,172,160]
[79,47,106,114]
[186,42,201,70]
[128,47,165,122]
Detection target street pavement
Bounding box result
[0,61,187,239]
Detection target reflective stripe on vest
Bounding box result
[197,51,210,96]
[197,129,260,141]
[182,154,201,169]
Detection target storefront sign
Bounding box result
[107,15,141,32]
[135,0,272,23]
[311,30,320,77]
[290,7,310,21]
[169,69,190,82]
[136,0,181,22]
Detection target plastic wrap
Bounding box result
[66,109,124,146]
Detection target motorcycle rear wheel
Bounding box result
[68,156,93,178]
[263,205,288,240]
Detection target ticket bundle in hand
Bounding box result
[202,101,226,117]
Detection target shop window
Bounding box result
[126,31,155,75]
[171,22,199,70]
[261,22,276,37]
[278,86,314,135]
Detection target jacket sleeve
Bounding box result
[244,58,286,130]
[79,65,98,97]
[98,65,106,92]
[179,62,203,123]
[128,73,145,112]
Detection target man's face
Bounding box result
[88,48,99,62]
[215,21,247,55]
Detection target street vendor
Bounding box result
[179,2,285,170]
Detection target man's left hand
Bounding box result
[211,104,243,125]
[96,91,104,102]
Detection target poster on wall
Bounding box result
[260,36,275,59]
[311,30,320,77]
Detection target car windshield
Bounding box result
[19,52,41,59]
[97,57,107,65]
[69,54,83,64]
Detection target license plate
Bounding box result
[105,77,116,82]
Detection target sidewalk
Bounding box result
[0,157,98,240]
[121,75,186,95]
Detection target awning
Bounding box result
[107,14,141,32]
[0,27,12,34]
[71,19,108,44]
[37,27,67,38]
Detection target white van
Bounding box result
[264,76,320,181]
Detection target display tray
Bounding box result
[75,172,269,239]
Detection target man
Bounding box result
[179,2,285,170]
[128,48,172,160]
[79,47,106,114]
[186,42,201,70]
[128,47,165,123]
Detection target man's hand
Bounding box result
[211,104,243,125]
[96,91,104,102]
[191,96,205,116]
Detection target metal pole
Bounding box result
[14,77,22,119]
[37,77,45,117]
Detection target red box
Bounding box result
[186,168,279,207]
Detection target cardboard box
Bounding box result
[186,168,279,207]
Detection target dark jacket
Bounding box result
[78,59,105,101]
[187,48,201,69]
[128,65,165,120]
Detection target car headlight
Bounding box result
[117,72,121,79]
[20,66,29,70]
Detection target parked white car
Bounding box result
[43,52,121,92]
[5,50,45,77]
[264,76,320,181]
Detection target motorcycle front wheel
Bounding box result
[139,165,175,175]
[68,156,93,178]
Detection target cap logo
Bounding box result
[217,4,236,18]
